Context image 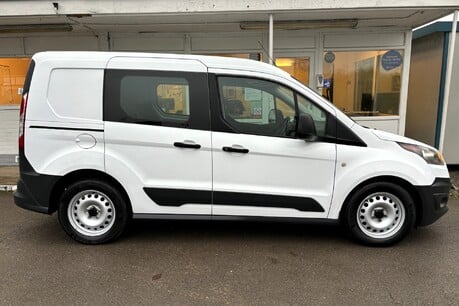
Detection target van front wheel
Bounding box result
[343,182,415,246]
[58,180,129,244]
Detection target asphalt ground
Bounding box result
[1,191,458,305]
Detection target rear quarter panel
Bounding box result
[25,54,106,175]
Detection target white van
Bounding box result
[14,51,450,245]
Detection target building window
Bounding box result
[275,57,310,86]
[0,57,31,105]
[322,50,403,116]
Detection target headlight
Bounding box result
[398,143,445,165]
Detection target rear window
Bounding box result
[118,75,190,124]
[103,69,210,130]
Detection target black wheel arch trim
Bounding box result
[49,169,133,215]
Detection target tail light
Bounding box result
[19,92,28,150]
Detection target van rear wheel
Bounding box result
[343,182,415,246]
[58,179,129,244]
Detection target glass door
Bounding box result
[274,52,314,89]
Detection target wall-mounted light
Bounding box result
[240,19,358,30]
[0,24,73,34]
[275,58,295,67]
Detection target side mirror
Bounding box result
[297,113,317,141]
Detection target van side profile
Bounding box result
[14,52,451,245]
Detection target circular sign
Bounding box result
[324,52,335,63]
[381,50,402,71]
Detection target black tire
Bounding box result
[58,179,130,244]
[342,182,416,246]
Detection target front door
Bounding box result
[210,73,336,218]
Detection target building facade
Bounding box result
[407,21,459,164]
[0,0,457,164]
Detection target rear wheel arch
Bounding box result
[49,169,132,215]
[339,175,422,226]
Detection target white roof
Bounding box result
[32,51,292,78]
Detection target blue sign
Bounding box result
[381,50,402,71]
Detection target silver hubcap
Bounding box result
[357,192,405,239]
[67,190,115,237]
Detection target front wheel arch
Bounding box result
[341,180,417,245]
[339,176,422,226]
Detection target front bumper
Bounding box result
[415,178,451,226]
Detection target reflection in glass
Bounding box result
[322,50,403,116]
[275,57,310,86]
[0,57,30,105]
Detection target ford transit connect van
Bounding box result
[14,51,451,245]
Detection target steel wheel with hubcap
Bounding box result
[357,192,405,239]
[343,182,415,246]
[67,190,116,237]
[58,179,129,244]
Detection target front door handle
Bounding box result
[174,141,201,149]
[222,146,249,154]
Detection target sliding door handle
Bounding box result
[174,141,201,149]
[222,146,249,154]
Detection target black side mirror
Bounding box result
[297,113,317,141]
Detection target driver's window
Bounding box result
[218,76,296,138]
[297,94,328,137]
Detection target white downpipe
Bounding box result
[439,10,458,152]
[269,14,273,65]
[398,30,412,136]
